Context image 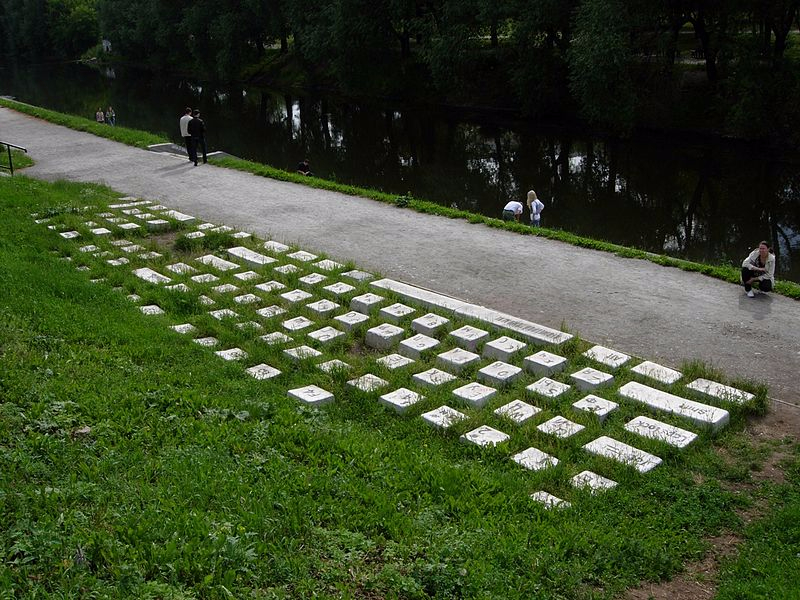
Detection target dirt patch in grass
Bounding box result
[148,230,183,249]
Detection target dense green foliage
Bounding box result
[1,174,797,598]
[2,1,799,139]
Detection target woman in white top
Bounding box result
[741,241,775,297]
[527,190,544,226]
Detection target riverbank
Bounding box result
[3,97,798,300]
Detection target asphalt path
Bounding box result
[2,106,798,408]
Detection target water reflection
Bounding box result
[2,61,799,283]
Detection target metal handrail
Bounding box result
[0,140,28,176]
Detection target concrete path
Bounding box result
[2,106,798,408]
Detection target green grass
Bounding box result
[0,144,34,172]
[2,97,798,301]
[1,174,797,598]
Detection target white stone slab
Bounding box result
[314,259,343,271]
[618,381,730,431]
[119,244,145,253]
[299,273,327,286]
[257,305,287,319]
[234,270,260,281]
[583,436,663,473]
[109,239,132,247]
[411,313,450,336]
[145,219,170,232]
[84,221,98,227]
[288,385,333,406]
[254,280,286,293]
[127,294,141,302]
[351,293,385,314]
[212,283,239,294]
[232,231,251,239]
[570,470,617,493]
[161,210,195,223]
[584,345,631,369]
[263,240,290,253]
[308,326,345,344]
[625,416,698,448]
[138,251,162,260]
[323,282,355,296]
[60,230,80,239]
[449,325,489,351]
[527,377,571,399]
[461,425,509,447]
[274,264,300,275]
[343,269,373,281]
[165,262,197,275]
[170,323,196,334]
[196,222,216,230]
[209,308,239,320]
[348,374,389,392]
[281,289,313,304]
[530,491,571,509]
[365,323,405,349]
[90,227,112,236]
[334,310,370,331]
[686,378,755,404]
[494,400,541,424]
[421,405,467,429]
[234,293,261,304]
[121,208,141,215]
[132,268,171,285]
[512,447,558,471]
[377,353,415,370]
[209,225,233,233]
[198,295,215,306]
[193,336,218,347]
[259,332,292,345]
[413,368,458,388]
[76,265,90,272]
[287,250,317,262]
[196,254,240,271]
[109,198,150,208]
[165,283,189,292]
[380,303,415,323]
[380,388,424,414]
[106,217,126,224]
[184,231,205,239]
[307,299,340,315]
[317,359,351,373]
[478,361,522,386]
[235,321,263,331]
[630,361,682,385]
[79,244,99,253]
[572,395,619,423]
[118,222,141,231]
[282,316,314,331]
[215,348,247,361]
[399,333,440,359]
[284,345,323,361]
[89,278,106,284]
[571,367,614,391]
[524,351,568,376]
[227,246,277,268]
[191,273,218,283]
[452,382,497,408]
[537,416,585,439]
[139,305,164,316]
[107,258,130,267]
[483,336,527,361]
[436,348,480,373]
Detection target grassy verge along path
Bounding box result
[2,97,797,300]
[2,174,797,599]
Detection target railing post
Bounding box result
[6,144,12,176]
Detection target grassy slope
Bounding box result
[1,175,797,599]
[1,96,797,301]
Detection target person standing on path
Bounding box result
[187,109,207,166]
[502,198,524,221]
[179,107,195,164]
[741,241,775,297]
[527,190,544,227]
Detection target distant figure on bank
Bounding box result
[527,190,544,227]
[179,107,195,163]
[105,106,116,126]
[502,198,524,221]
[297,158,312,176]
[188,110,207,166]
[741,241,775,297]
[95,108,105,124]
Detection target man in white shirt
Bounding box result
[502,199,524,221]
[179,107,195,163]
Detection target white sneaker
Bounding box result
[746,290,755,298]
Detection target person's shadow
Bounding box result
[737,292,773,321]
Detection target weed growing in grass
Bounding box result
[1,174,796,599]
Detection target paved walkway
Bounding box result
[2,106,798,408]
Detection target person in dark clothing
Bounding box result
[187,110,207,166]
[297,158,312,176]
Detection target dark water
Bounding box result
[3,61,800,284]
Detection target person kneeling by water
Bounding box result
[502,199,523,222]
[741,241,775,298]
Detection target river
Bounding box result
[3,61,800,284]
